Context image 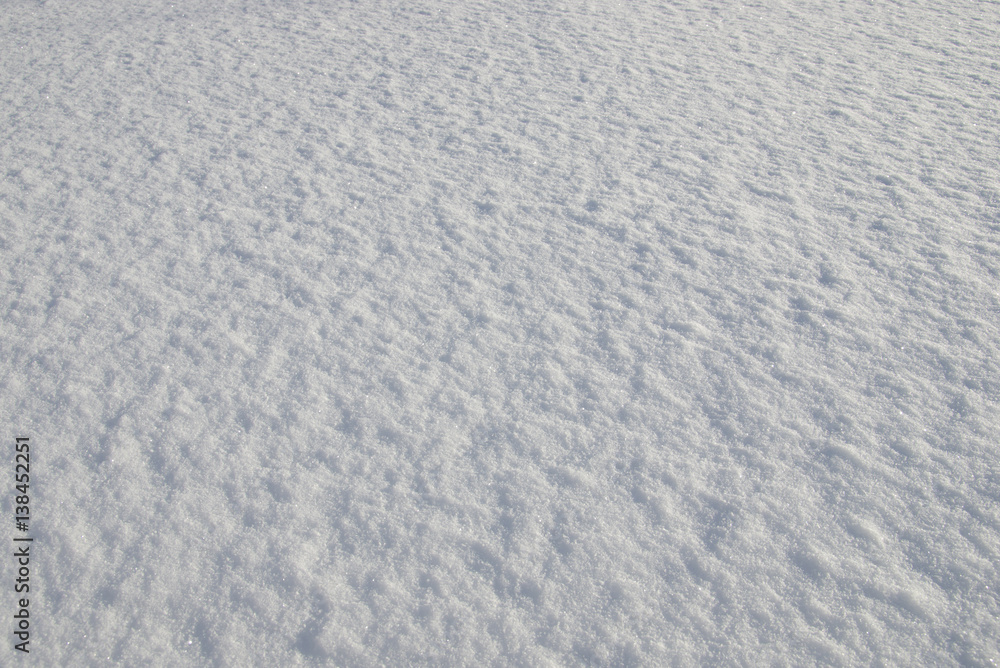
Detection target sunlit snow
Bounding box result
[2,0,998,665]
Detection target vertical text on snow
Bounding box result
[13,436,32,654]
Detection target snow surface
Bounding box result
[2,0,999,665]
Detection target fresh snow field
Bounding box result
[2,0,999,665]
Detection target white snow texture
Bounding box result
[2,0,999,665]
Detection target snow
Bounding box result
[2,0,998,664]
